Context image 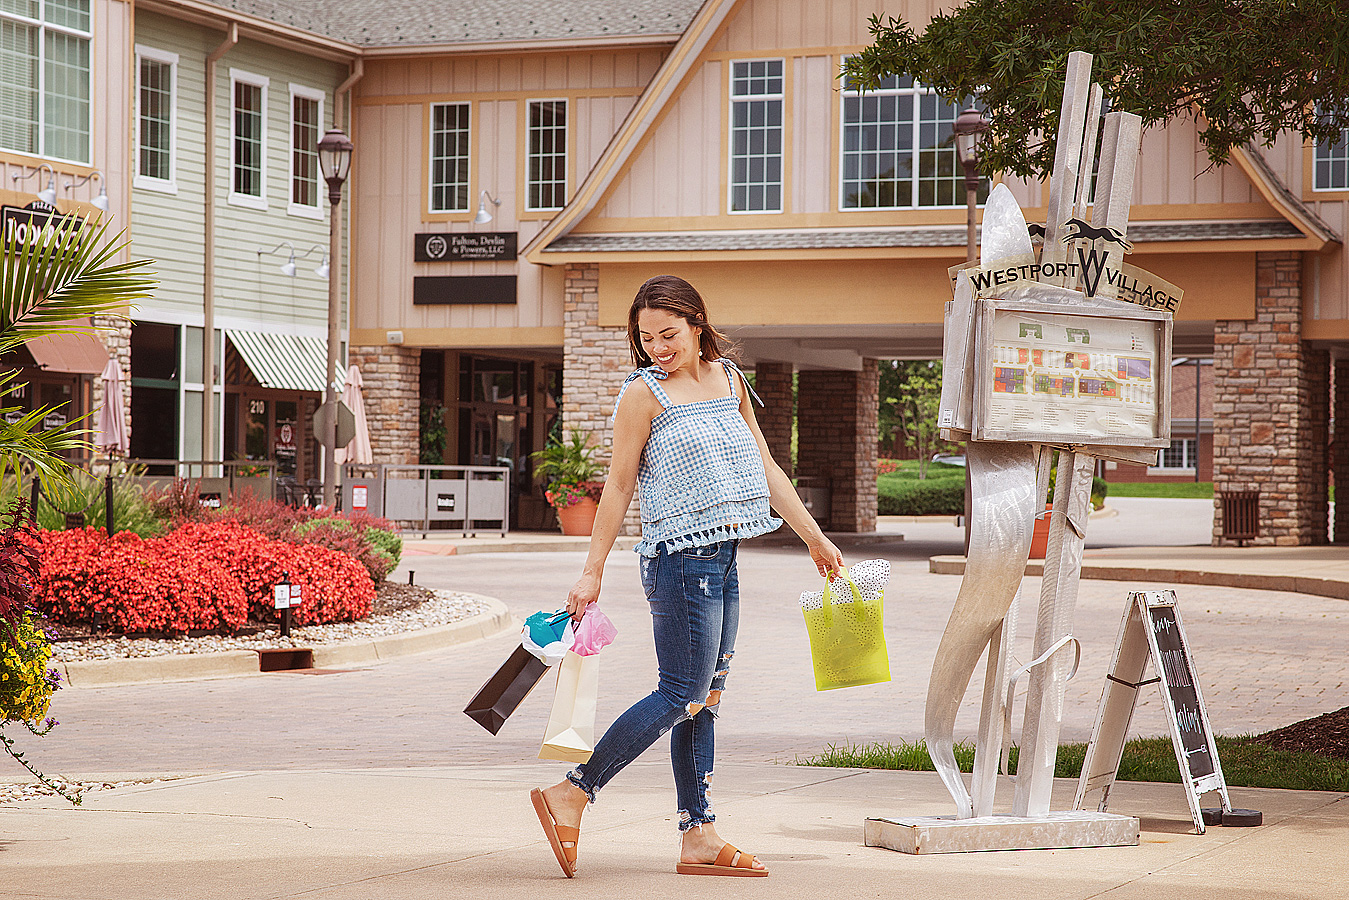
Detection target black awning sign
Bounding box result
[413,275,517,305]
[415,232,517,262]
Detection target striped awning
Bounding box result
[226,330,332,393]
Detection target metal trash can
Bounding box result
[1219,490,1259,545]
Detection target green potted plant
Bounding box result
[531,430,605,535]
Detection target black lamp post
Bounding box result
[317,128,354,510]
[952,106,990,264]
[952,106,988,555]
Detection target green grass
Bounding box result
[878,459,967,482]
[1103,481,1214,499]
[798,737,1349,793]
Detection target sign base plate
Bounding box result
[865,811,1139,854]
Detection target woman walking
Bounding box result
[531,275,844,878]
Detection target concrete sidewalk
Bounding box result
[931,545,1349,601]
[4,761,1346,900]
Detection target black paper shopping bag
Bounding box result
[464,644,550,734]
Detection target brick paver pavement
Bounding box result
[23,534,1348,778]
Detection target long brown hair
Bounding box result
[626,275,733,367]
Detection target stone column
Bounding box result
[795,362,879,532]
[561,263,640,534]
[1211,251,1328,545]
[1335,358,1349,543]
[753,361,793,475]
[349,344,419,465]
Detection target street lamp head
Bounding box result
[317,128,354,204]
[952,106,990,169]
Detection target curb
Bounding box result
[928,555,1349,601]
[57,594,515,688]
[402,536,642,556]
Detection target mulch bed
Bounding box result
[41,581,437,642]
[1252,705,1349,760]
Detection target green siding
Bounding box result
[131,11,347,334]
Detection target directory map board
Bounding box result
[972,300,1172,448]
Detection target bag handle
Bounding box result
[820,567,864,628]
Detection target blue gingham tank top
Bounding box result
[614,359,782,557]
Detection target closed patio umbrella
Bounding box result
[95,358,128,454]
[335,365,372,465]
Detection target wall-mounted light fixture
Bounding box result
[64,170,110,212]
[474,190,501,225]
[258,241,327,279]
[11,164,58,205]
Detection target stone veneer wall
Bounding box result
[94,315,131,452]
[561,263,641,534]
[1211,251,1329,545]
[754,361,793,475]
[350,345,419,465]
[1336,359,1349,543]
[795,363,879,532]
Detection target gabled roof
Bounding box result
[1231,145,1340,250]
[200,0,703,47]
[521,0,742,264]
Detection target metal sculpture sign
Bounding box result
[868,50,1186,855]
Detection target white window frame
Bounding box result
[1312,104,1349,192]
[428,101,472,214]
[0,0,93,164]
[1149,437,1198,474]
[228,68,269,211]
[838,71,977,211]
[287,83,324,219]
[525,97,568,212]
[728,58,785,215]
[133,44,178,193]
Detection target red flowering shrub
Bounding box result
[33,522,374,635]
[35,529,248,635]
[169,522,373,623]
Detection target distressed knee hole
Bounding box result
[685,701,705,717]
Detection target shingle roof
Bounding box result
[203,0,702,46]
[543,221,1306,253]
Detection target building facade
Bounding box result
[3,0,1346,546]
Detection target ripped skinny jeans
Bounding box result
[568,539,738,832]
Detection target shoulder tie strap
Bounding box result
[720,359,765,407]
[612,366,673,418]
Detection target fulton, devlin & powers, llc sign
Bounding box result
[414,232,517,262]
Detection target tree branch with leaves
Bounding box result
[842,0,1349,179]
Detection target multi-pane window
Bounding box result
[290,86,322,212]
[0,0,91,162]
[230,70,267,205]
[429,102,470,213]
[527,100,567,211]
[1313,104,1348,191]
[1157,438,1197,469]
[841,73,984,209]
[136,48,176,186]
[729,59,783,213]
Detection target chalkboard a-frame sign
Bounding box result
[1074,590,1232,833]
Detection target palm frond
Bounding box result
[0,215,155,352]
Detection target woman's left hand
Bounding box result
[809,537,844,579]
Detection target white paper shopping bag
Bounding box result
[538,651,599,764]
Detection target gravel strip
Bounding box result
[50,590,493,662]
[0,777,170,805]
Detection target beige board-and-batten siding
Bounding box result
[349,49,664,341]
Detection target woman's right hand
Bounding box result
[566,572,601,621]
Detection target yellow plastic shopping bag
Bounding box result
[801,563,891,691]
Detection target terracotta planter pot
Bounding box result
[555,497,598,536]
[1029,505,1053,559]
